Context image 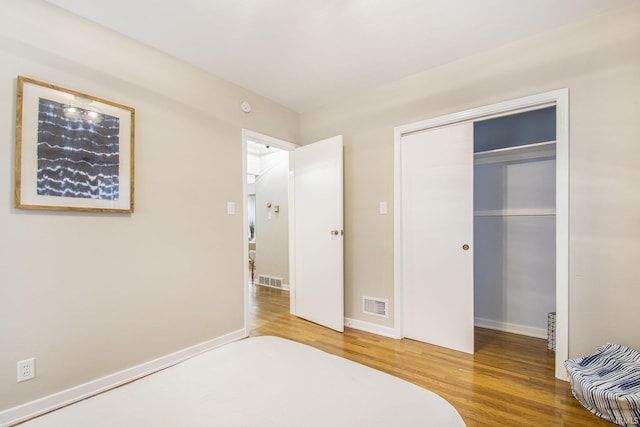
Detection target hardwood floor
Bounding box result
[248,284,609,427]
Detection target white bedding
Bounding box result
[21,336,466,426]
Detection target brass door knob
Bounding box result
[462,244,470,251]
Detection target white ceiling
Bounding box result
[45,0,633,112]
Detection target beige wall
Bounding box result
[300,4,640,356]
[0,0,297,412]
[2,0,639,416]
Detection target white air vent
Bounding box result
[257,275,283,289]
[363,296,388,318]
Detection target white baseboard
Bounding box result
[0,329,247,427]
[344,317,546,341]
[344,316,547,342]
[475,317,547,339]
[344,317,400,339]
[254,282,290,291]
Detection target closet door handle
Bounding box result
[462,244,470,251]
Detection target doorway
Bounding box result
[242,130,345,333]
[246,139,289,290]
[473,107,557,339]
[242,130,298,331]
[393,89,569,379]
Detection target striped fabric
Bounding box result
[565,343,640,426]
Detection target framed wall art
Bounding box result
[15,76,135,213]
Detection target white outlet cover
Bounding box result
[17,358,35,382]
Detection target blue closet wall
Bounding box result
[474,106,556,152]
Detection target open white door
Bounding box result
[400,123,474,354]
[291,136,344,332]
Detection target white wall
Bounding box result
[0,0,297,414]
[300,3,640,356]
[247,151,261,177]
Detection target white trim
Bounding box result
[394,89,569,380]
[475,318,548,339]
[393,129,404,340]
[255,282,291,291]
[344,317,400,339]
[474,140,556,165]
[395,94,560,135]
[288,150,297,315]
[474,208,556,217]
[240,129,298,322]
[0,329,246,427]
[555,89,570,381]
[243,129,299,152]
[241,130,250,333]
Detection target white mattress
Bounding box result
[21,336,466,426]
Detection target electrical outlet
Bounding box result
[17,358,35,382]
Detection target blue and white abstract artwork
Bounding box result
[36,98,120,201]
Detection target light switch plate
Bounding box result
[379,201,388,215]
[227,202,236,215]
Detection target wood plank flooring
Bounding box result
[248,284,610,427]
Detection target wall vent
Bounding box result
[257,275,283,289]
[363,296,388,318]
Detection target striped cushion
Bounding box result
[565,343,640,426]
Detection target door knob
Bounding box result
[462,244,470,251]
[331,230,339,236]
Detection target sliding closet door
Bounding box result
[401,123,474,354]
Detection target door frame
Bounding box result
[393,89,569,380]
[241,129,299,330]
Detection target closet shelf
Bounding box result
[474,208,556,217]
[474,140,556,165]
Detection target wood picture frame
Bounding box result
[15,76,135,213]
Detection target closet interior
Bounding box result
[473,107,557,339]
